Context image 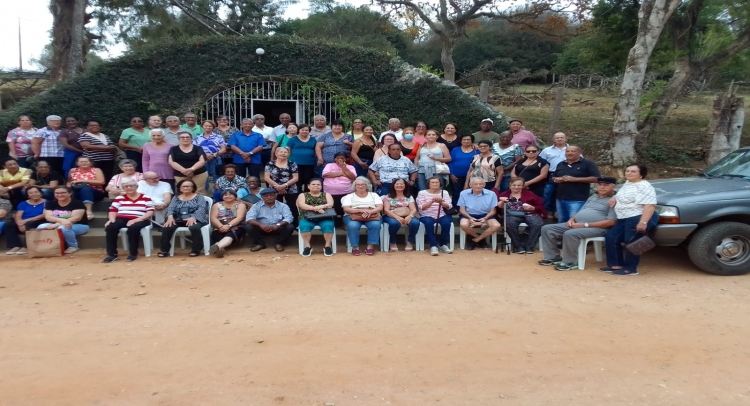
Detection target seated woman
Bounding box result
[36,186,89,254]
[103,179,155,263]
[604,164,659,276]
[496,177,546,254]
[213,164,247,203]
[342,176,383,256]
[208,189,247,258]
[417,176,454,256]
[158,179,210,257]
[25,160,62,200]
[296,178,335,257]
[105,159,143,199]
[240,176,263,209]
[382,178,420,252]
[67,156,106,220]
[5,186,47,255]
[322,152,356,224]
[0,158,32,205]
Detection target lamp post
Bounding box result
[256,48,265,63]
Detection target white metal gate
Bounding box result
[199,81,340,127]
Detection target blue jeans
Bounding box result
[343,216,381,247]
[378,182,392,196]
[382,216,420,244]
[355,160,371,178]
[205,158,220,188]
[605,213,659,271]
[37,223,89,248]
[73,186,105,204]
[62,149,81,177]
[499,174,511,192]
[543,178,557,212]
[420,215,453,248]
[556,199,585,223]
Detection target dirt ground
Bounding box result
[1,245,749,406]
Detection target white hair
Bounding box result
[388,118,401,124]
[252,114,265,120]
[469,177,485,185]
[350,176,372,193]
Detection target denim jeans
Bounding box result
[499,174,511,192]
[205,158,220,187]
[343,216,381,247]
[378,182,392,196]
[355,160,371,178]
[419,215,453,248]
[73,186,105,204]
[382,216,420,244]
[556,199,585,223]
[605,213,659,271]
[543,178,557,212]
[37,223,89,248]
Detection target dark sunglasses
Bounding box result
[526,150,538,153]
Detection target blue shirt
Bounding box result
[316,132,353,163]
[229,131,267,165]
[245,200,294,224]
[449,147,479,176]
[286,136,318,166]
[457,188,497,216]
[193,133,225,154]
[18,200,47,220]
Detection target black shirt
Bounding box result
[45,199,88,225]
[515,157,549,197]
[169,145,207,177]
[32,170,64,186]
[554,158,600,201]
[438,136,462,151]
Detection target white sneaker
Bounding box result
[439,245,453,254]
[430,247,439,256]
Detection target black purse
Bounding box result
[306,208,337,221]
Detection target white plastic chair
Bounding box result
[298,225,337,255]
[380,222,427,251]
[169,196,213,256]
[119,225,153,257]
[415,222,455,251]
[459,225,497,250]
[577,236,605,270]
[346,223,381,252]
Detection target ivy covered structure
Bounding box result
[0,35,507,140]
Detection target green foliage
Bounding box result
[419,64,443,77]
[0,35,505,139]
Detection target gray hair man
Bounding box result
[163,116,182,144]
[457,177,501,250]
[273,113,293,137]
[137,171,173,224]
[310,114,331,139]
[539,177,618,271]
[379,117,403,142]
[180,113,202,137]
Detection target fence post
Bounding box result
[548,87,564,143]
[479,80,489,103]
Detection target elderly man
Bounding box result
[539,132,572,216]
[552,145,600,223]
[273,113,292,137]
[251,114,276,166]
[137,171,173,224]
[368,143,418,195]
[509,119,537,149]
[180,113,203,137]
[163,116,183,144]
[228,118,266,179]
[379,118,403,142]
[472,118,500,143]
[310,115,331,139]
[245,188,295,252]
[539,177,618,271]
[458,177,502,250]
[31,115,65,175]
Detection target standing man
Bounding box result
[180,113,203,137]
[458,177,502,250]
[472,118,500,144]
[228,118,266,179]
[379,118,403,142]
[273,113,292,137]
[368,143,418,195]
[252,114,275,167]
[552,145,600,223]
[31,115,65,175]
[163,116,183,144]
[539,177,617,270]
[509,119,537,149]
[539,132,571,217]
[245,188,295,252]
[310,115,331,139]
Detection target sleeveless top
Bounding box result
[356,138,376,161]
[300,193,328,220]
[216,202,242,225]
[69,168,104,191]
[418,144,445,178]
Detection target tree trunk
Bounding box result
[611,0,680,167]
[440,37,456,83]
[639,56,694,140]
[705,94,745,166]
[49,0,88,82]
[66,0,86,79]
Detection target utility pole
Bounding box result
[18,18,23,72]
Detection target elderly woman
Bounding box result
[36,186,89,254]
[322,151,356,222]
[169,130,208,195]
[26,161,63,200]
[213,164,247,202]
[466,140,502,191]
[296,178,336,257]
[106,159,143,199]
[413,121,428,144]
[310,115,331,139]
[67,156,106,220]
[0,158,32,204]
[240,176,263,208]
[158,179,210,257]
[415,129,451,191]
[4,186,46,254]
[373,133,398,161]
[496,177,546,254]
[59,117,84,175]
[6,115,36,168]
[209,189,247,258]
[417,176,455,256]
[382,178,420,252]
[511,144,549,198]
[142,128,175,188]
[118,116,151,171]
[78,119,117,183]
[315,119,353,177]
[31,115,64,175]
[351,125,378,178]
[102,179,155,263]
[604,164,659,276]
[264,146,299,222]
[342,176,383,256]
[493,131,524,191]
[194,120,227,190]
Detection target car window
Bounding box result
[704,150,750,179]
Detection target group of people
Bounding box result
[3,113,659,275]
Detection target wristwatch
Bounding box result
[639,221,647,225]
[584,223,589,228]
[275,223,281,227]
[249,151,254,156]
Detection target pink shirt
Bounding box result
[511,130,537,149]
[416,190,453,219]
[322,163,356,195]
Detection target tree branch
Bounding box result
[376,0,444,35]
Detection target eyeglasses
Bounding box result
[526,150,538,153]
[145,177,159,180]
[131,120,143,123]
[179,136,192,139]
[355,184,367,187]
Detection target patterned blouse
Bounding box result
[166,194,209,224]
[382,195,414,209]
[215,175,247,192]
[69,168,104,191]
[299,192,328,220]
[215,202,243,225]
[468,154,502,183]
[317,132,353,163]
[265,160,299,194]
[492,143,524,167]
[6,127,37,157]
[193,133,226,155]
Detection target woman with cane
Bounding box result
[416,176,454,256]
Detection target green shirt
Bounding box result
[180,124,203,137]
[472,131,500,144]
[119,128,151,147]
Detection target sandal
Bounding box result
[404,243,413,252]
[365,248,375,256]
[351,247,361,256]
[157,251,169,258]
[189,251,201,257]
[87,211,95,220]
[389,244,399,252]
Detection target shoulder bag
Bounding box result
[349,194,382,222]
[434,161,450,175]
[306,208,337,221]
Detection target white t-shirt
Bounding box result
[137,180,173,205]
[379,130,403,142]
[614,180,657,219]
[255,125,276,149]
[341,192,381,209]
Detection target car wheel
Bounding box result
[688,222,750,276]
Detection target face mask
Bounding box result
[403,134,415,140]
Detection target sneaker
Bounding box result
[515,248,527,254]
[324,246,334,257]
[302,246,312,257]
[6,248,21,255]
[465,240,476,251]
[65,247,80,255]
[430,247,439,256]
[16,248,27,255]
[439,245,453,254]
[102,256,118,263]
[555,262,578,271]
[126,255,137,262]
[612,269,639,276]
[538,257,562,266]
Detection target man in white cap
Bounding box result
[472,118,500,143]
[31,115,65,175]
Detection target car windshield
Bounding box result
[702,149,750,180]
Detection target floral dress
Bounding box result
[6,127,37,159]
[265,161,299,194]
[382,195,414,209]
[69,168,104,191]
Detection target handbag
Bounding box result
[440,191,458,216]
[505,209,526,218]
[391,207,411,217]
[434,161,450,175]
[306,208,337,221]
[72,182,89,190]
[26,229,65,258]
[349,194,381,222]
[626,234,656,256]
[178,207,197,221]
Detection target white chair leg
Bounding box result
[331,229,337,253]
[169,230,178,256]
[380,226,389,252]
[298,228,304,255]
[449,223,455,251]
[141,226,152,257]
[120,229,129,252]
[594,240,603,261]
[415,223,425,251]
[201,226,211,255]
[577,239,588,270]
[459,228,466,249]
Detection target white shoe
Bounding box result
[430,247,439,256]
[439,245,453,254]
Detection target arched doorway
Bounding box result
[198,81,341,127]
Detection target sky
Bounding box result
[0,0,369,71]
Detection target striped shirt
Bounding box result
[109,193,155,219]
[79,132,115,162]
[33,126,64,157]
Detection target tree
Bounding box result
[49,0,92,82]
